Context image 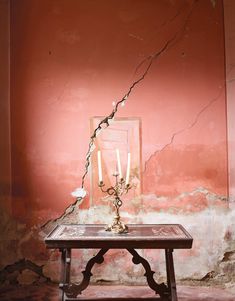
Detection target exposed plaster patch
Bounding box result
[2,200,234,286]
[41,207,235,285]
[142,209,235,280]
[142,187,227,201]
[175,187,227,202]
[41,186,227,234]
[141,187,227,211]
[194,251,235,285]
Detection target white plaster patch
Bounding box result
[72,206,235,282]
[141,208,235,279]
[71,187,87,198]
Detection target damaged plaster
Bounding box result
[3,203,233,286]
[1,0,234,290]
[39,205,235,286]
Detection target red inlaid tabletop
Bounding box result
[45,224,193,249]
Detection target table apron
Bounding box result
[46,240,192,249]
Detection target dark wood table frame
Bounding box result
[45,224,193,301]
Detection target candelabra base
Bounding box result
[105,216,128,234]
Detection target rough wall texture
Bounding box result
[0,0,234,288]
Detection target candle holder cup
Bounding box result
[98,174,131,234]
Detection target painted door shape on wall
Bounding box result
[90,117,141,213]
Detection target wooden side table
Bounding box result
[45,224,193,301]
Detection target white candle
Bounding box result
[125,152,131,185]
[97,150,103,183]
[116,149,122,179]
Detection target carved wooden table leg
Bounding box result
[59,249,66,301]
[59,249,72,301]
[63,248,109,299]
[127,248,169,300]
[45,225,193,301]
[165,249,177,301]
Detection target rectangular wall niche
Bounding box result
[90,117,141,209]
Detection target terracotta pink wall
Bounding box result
[1,0,233,286]
[10,0,227,225]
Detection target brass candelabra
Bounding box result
[98,174,131,234]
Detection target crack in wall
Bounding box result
[134,0,197,76]
[1,0,234,290]
[129,2,186,47]
[80,0,197,192]
[41,0,198,231]
[144,87,224,173]
[159,4,185,29]
[41,198,81,230]
[80,38,170,189]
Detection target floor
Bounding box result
[0,284,234,301]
